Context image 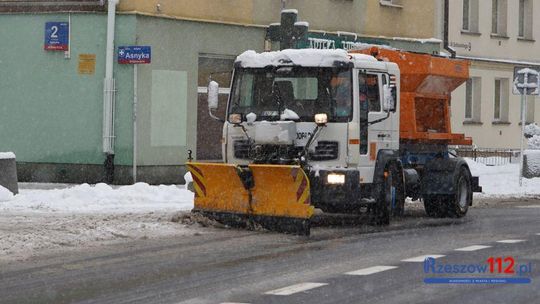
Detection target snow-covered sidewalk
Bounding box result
[0,182,194,213]
[467,159,540,197]
[0,183,196,263]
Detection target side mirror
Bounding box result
[382,84,396,112]
[208,81,219,110]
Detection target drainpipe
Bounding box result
[103,0,119,183]
[443,0,456,58]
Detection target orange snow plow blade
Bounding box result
[186,163,314,235]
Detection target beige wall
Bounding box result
[451,61,537,149]
[361,0,441,39]
[448,0,540,149]
[252,0,358,33]
[118,0,254,24]
[119,0,441,39]
[449,0,540,62]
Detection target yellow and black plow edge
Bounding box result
[186,162,315,235]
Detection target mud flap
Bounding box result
[186,163,314,235]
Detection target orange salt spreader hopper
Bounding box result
[352,47,472,146]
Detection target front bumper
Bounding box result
[308,169,362,211]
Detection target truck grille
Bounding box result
[310,141,339,161]
[233,140,251,159]
[233,140,338,161]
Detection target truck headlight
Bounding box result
[314,113,328,126]
[327,173,345,184]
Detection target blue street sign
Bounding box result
[118,46,152,64]
[44,22,69,51]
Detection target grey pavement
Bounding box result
[1,200,539,304]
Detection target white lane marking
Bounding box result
[401,254,445,262]
[496,239,526,244]
[345,265,398,276]
[220,303,250,304]
[516,205,540,208]
[455,245,492,252]
[264,282,328,296]
[536,233,540,236]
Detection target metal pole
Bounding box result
[65,14,71,59]
[519,93,526,186]
[133,64,138,183]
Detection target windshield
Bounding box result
[229,67,352,122]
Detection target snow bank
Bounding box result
[0,185,14,202]
[0,152,15,159]
[524,123,540,137]
[528,135,540,149]
[236,49,356,68]
[0,183,194,214]
[466,159,540,197]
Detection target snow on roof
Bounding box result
[457,55,540,66]
[350,53,378,62]
[236,49,355,68]
[346,42,395,52]
[281,9,298,14]
[294,21,309,27]
[391,37,442,44]
[0,152,15,160]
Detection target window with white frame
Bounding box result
[491,0,507,36]
[379,0,403,8]
[518,0,533,39]
[465,77,482,121]
[465,79,473,119]
[462,0,479,32]
[493,78,509,121]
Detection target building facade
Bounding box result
[0,0,445,184]
[449,0,540,149]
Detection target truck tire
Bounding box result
[374,164,400,225]
[423,195,446,218]
[444,166,471,218]
[391,165,405,217]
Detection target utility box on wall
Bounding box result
[0,152,18,194]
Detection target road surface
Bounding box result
[1,199,539,304]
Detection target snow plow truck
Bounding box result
[186,46,482,235]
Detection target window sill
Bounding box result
[492,121,511,125]
[517,37,535,43]
[379,1,403,8]
[519,121,535,126]
[463,120,483,125]
[490,34,510,40]
[461,30,481,36]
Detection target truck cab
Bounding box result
[197,48,480,234]
[211,49,401,212]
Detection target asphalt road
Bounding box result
[1,199,539,304]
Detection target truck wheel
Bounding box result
[423,195,446,218]
[445,166,471,218]
[391,165,405,217]
[374,164,400,225]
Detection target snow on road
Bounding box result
[0,183,195,263]
[1,159,539,263]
